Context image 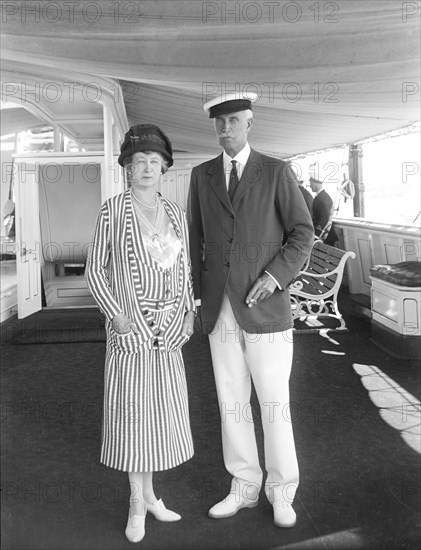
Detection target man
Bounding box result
[297,179,313,215]
[187,92,314,528]
[309,176,334,240]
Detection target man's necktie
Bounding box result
[228,160,239,201]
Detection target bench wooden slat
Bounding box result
[310,253,342,266]
[311,249,342,259]
[300,276,336,293]
[313,243,346,259]
[313,251,345,263]
[307,271,339,284]
[307,272,336,283]
[300,281,326,295]
[308,262,338,275]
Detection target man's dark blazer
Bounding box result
[312,189,333,239]
[187,149,314,334]
[299,185,314,215]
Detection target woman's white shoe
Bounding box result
[145,499,181,522]
[125,509,146,543]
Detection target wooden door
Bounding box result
[15,162,42,318]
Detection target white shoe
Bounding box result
[209,492,258,519]
[125,508,146,543]
[145,499,181,522]
[273,502,297,528]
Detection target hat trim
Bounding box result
[129,134,165,145]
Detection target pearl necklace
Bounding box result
[131,190,158,209]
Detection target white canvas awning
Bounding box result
[1,106,46,136]
[1,0,419,156]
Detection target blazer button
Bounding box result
[148,321,155,327]
[227,238,233,244]
[153,339,159,347]
[225,262,230,268]
[142,309,149,315]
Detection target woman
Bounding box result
[87,124,195,543]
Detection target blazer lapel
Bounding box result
[232,149,262,207]
[207,155,233,214]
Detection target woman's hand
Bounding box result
[112,313,139,334]
[181,311,195,338]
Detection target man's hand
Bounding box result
[245,273,278,308]
[182,311,195,338]
[112,312,139,334]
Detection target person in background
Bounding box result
[188,92,314,529]
[310,176,334,240]
[297,179,313,215]
[87,124,195,544]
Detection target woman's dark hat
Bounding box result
[118,124,173,167]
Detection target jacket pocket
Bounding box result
[108,328,142,353]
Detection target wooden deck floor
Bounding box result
[1,303,420,550]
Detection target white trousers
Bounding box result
[208,293,299,504]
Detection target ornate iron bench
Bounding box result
[289,240,356,331]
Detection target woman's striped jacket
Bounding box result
[86,189,195,353]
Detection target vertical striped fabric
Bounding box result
[86,190,195,472]
[101,344,194,472]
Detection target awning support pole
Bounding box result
[349,143,365,217]
[53,127,63,152]
[103,103,114,202]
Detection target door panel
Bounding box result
[15,162,42,319]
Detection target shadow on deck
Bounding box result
[1,294,420,550]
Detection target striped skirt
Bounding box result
[100,346,194,472]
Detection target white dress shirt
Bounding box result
[223,142,251,189]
